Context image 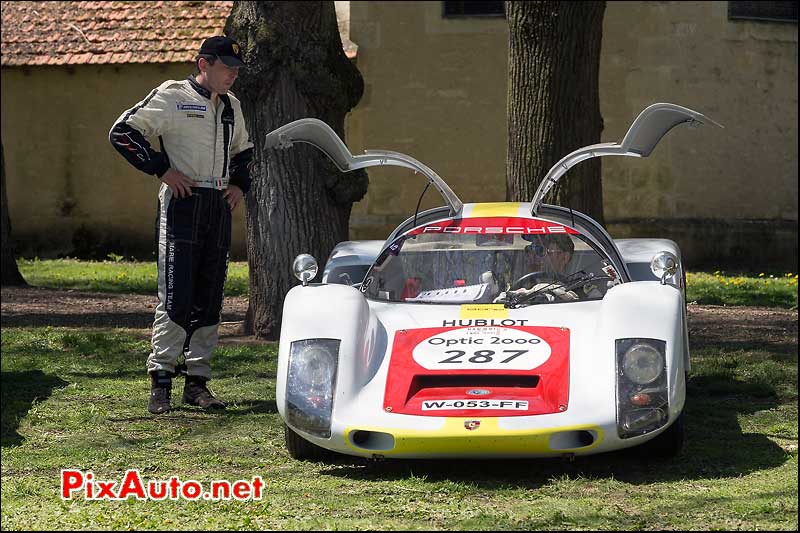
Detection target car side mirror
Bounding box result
[650,251,679,285]
[293,254,319,286]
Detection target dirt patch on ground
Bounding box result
[2,287,798,348]
[687,303,798,353]
[0,286,253,343]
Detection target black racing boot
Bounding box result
[182,375,227,411]
[148,370,172,414]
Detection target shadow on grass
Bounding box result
[1,312,155,329]
[104,400,278,422]
[318,372,789,486]
[1,370,69,447]
[61,369,277,380]
[159,400,278,416]
[222,399,278,415]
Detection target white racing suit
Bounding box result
[109,76,253,379]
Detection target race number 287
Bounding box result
[411,327,553,370]
[439,349,526,364]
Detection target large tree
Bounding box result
[1,140,27,286]
[506,1,606,223]
[226,1,367,339]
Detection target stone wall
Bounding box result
[346,1,798,270]
[1,63,250,260]
[600,2,798,271]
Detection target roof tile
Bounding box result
[2,1,355,67]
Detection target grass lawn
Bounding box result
[1,260,797,529]
[16,259,800,308]
[16,259,249,297]
[686,271,798,309]
[1,324,796,530]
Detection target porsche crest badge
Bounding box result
[464,420,481,431]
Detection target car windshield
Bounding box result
[363,218,621,306]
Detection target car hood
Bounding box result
[367,300,604,418]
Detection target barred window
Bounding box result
[728,1,798,23]
[443,1,505,18]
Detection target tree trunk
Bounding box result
[506,1,605,224]
[1,140,27,286]
[226,1,367,339]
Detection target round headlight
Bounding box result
[292,254,318,284]
[293,345,335,392]
[622,343,665,384]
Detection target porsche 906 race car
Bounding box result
[266,103,720,460]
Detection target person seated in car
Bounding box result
[522,234,611,302]
[524,234,575,280]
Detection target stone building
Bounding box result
[2,1,797,269]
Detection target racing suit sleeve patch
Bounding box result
[109,87,173,178]
[229,147,253,194]
[227,97,255,194]
[109,123,170,177]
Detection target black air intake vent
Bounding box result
[406,374,539,402]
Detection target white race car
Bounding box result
[266,103,720,460]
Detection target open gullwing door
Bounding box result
[266,118,463,216]
[530,103,723,215]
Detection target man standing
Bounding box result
[109,36,253,414]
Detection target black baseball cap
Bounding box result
[199,36,245,67]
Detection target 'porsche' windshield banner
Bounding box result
[407,217,580,236]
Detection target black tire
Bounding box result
[284,424,331,462]
[640,411,685,458]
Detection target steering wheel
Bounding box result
[510,271,553,291]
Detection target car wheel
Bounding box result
[284,424,331,462]
[641,411,685,458]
